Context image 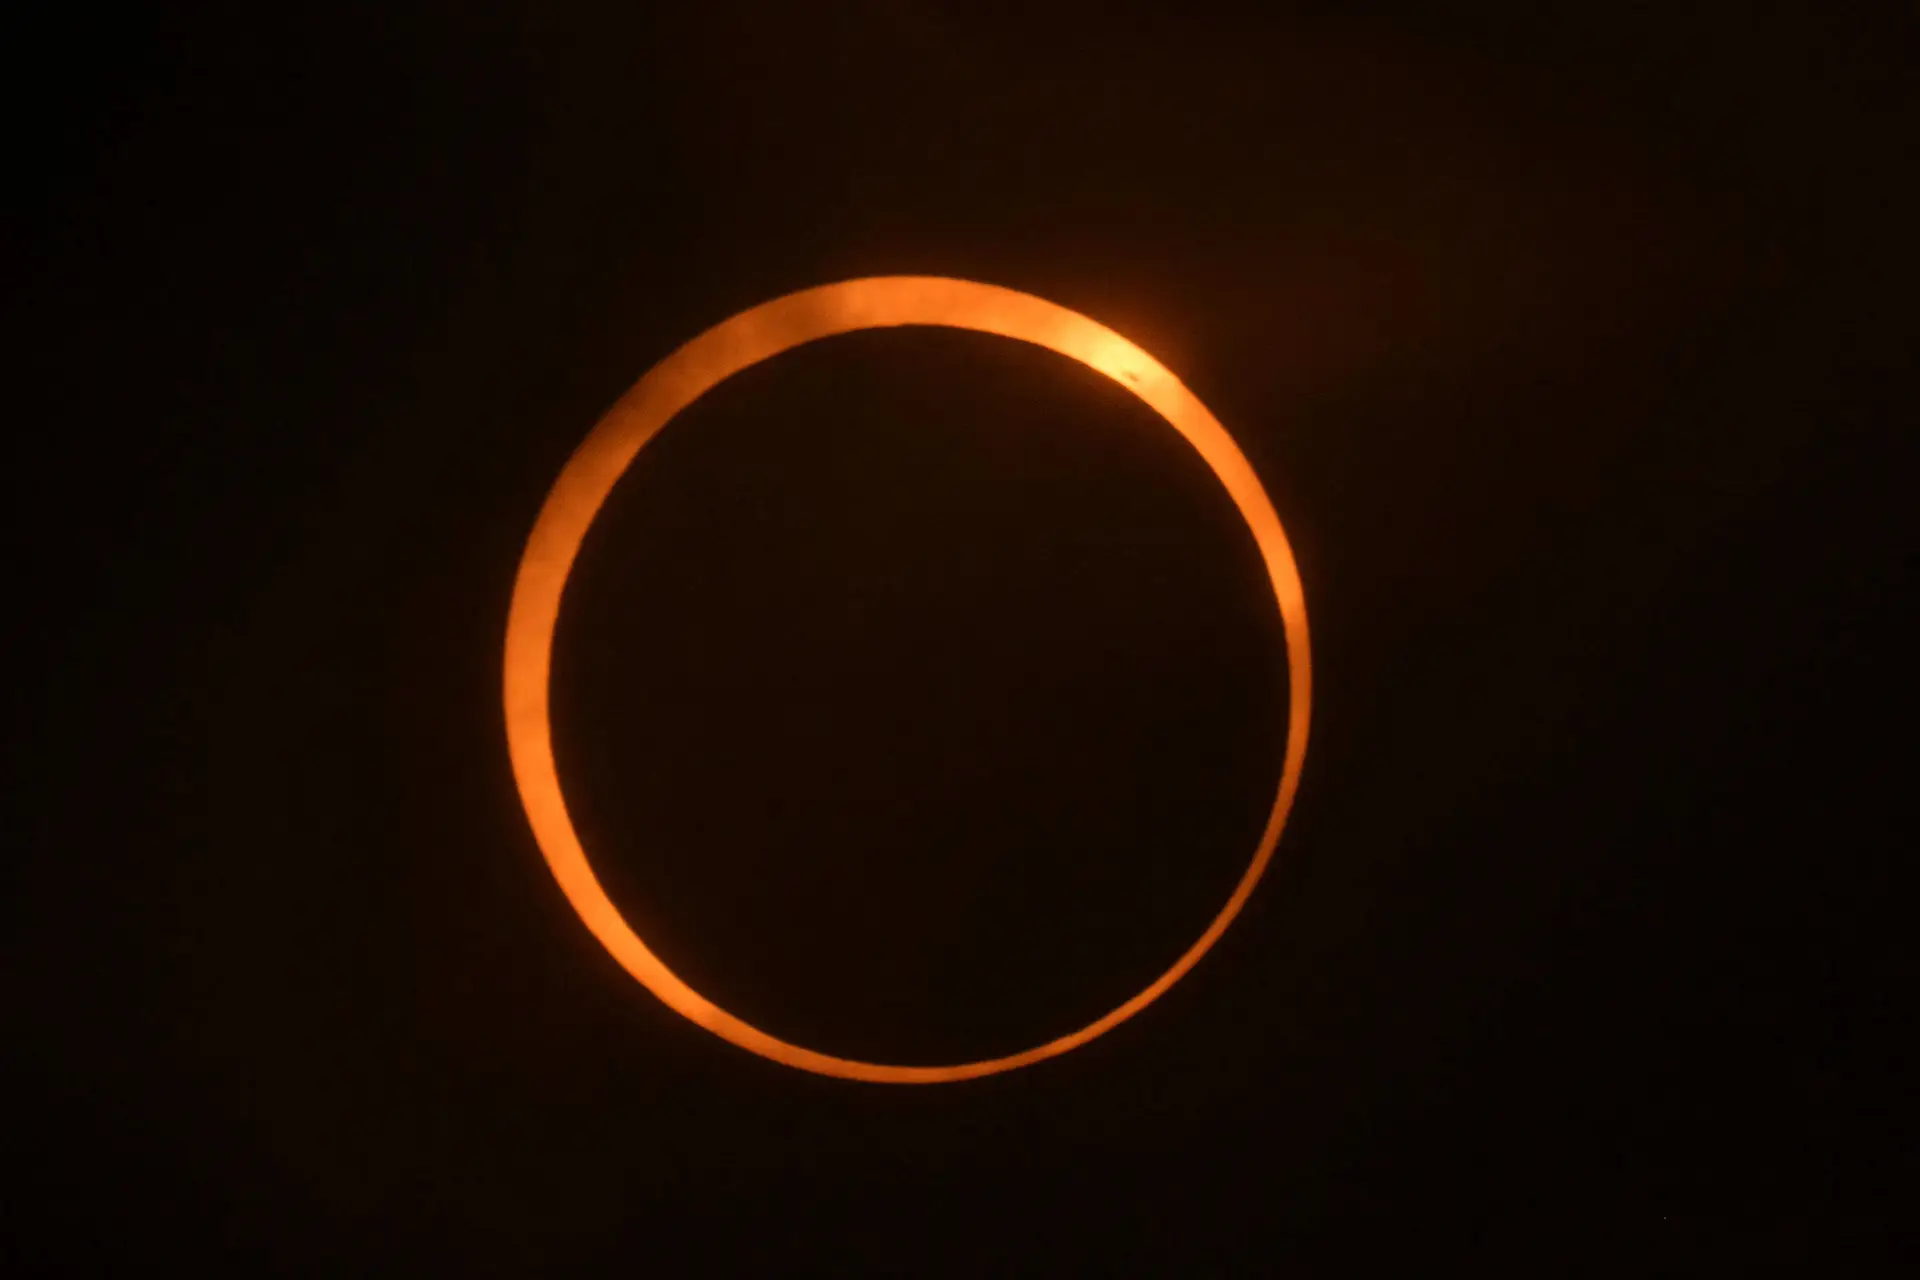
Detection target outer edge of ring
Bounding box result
[503,276,1312,1083]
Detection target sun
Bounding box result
[503,276,1311,1082]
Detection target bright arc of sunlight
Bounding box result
[503,276,1311,1083]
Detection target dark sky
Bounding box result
[6,3,1913,1272]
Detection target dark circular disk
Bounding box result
[549,325,1288,1066]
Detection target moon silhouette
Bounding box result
[504,276,1311,1082]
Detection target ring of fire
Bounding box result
[504,276,1312,1082]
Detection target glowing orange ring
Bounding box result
[504,277,1311,1082]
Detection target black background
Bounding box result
[6,3,1913,1272]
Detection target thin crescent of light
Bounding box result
[503,276,1311,1083]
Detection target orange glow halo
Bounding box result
[504,276,1311,1082]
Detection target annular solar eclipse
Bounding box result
[504,277,1311,1082]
